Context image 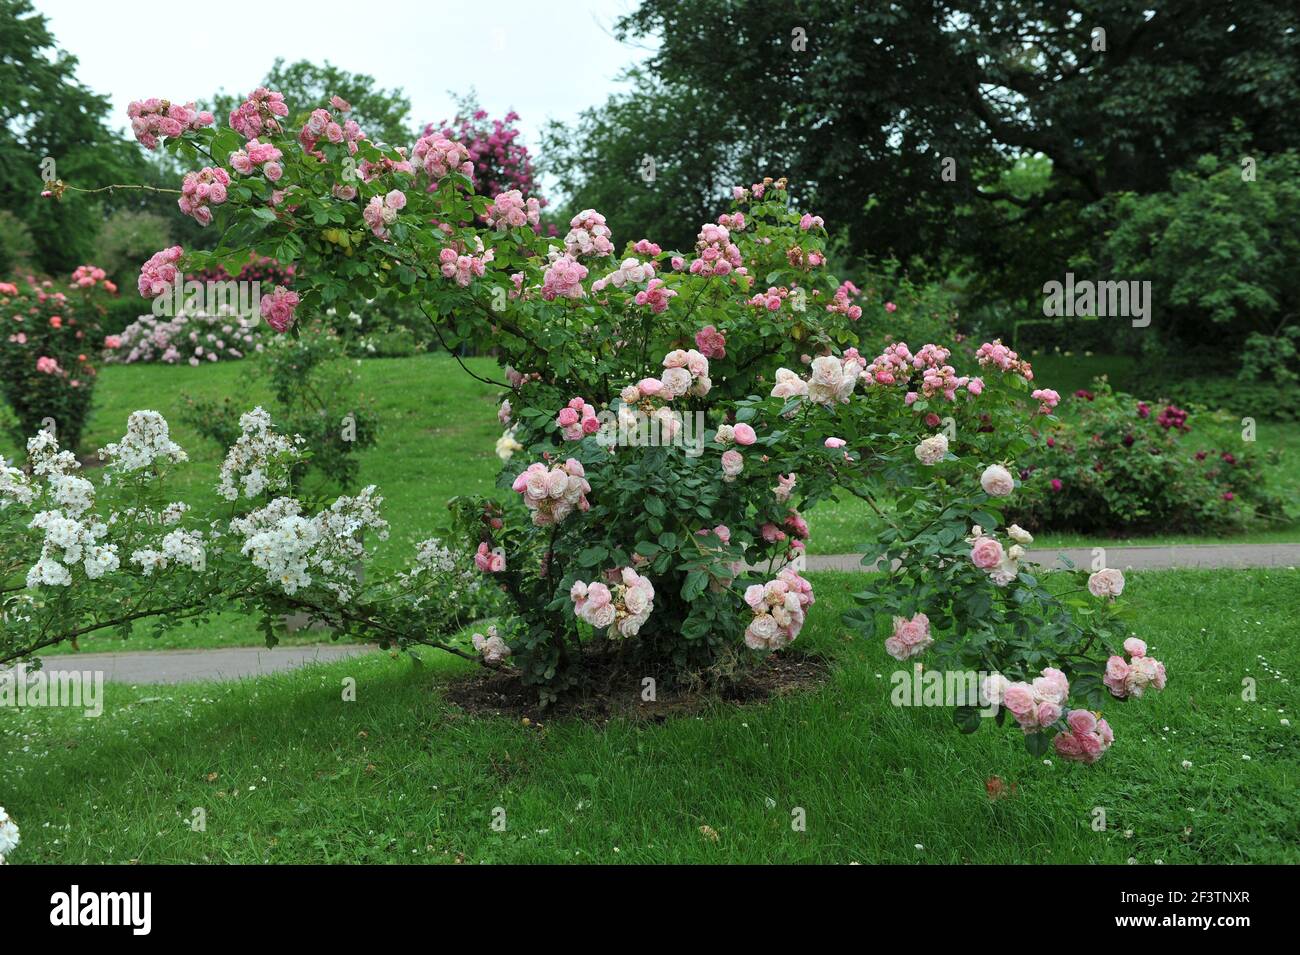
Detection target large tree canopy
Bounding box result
[0,0,146,273]
[547,0,1300,304]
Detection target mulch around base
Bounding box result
[442,650,831,724]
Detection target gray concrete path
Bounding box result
[20,543,1296,685]
[32,644,376,685]
[802,542,1300,573]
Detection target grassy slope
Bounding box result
[4,569,1296,864]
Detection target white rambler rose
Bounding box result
[472,627,512,665]
[496,428,523,461]
[914,433,948,465]
[98,410,188,472]
[980,464,1015,497]
[769,367,809,403]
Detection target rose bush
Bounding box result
[12,87,1175,761]
[105,307,263,365]
[1015,380,1284,533]
[0,269,114,453]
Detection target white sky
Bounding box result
[33,0,652,191]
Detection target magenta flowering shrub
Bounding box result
[39,87,1176,757]
[424,108,542,209]
[0,272,111,452]
[1016,380,1284,532]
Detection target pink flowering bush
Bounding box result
[0,271,112,452]
[54,90,1169,744]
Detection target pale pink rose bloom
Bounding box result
[824,437,846,448]
[1087,568,1125,598]
[1036,701,1062,726]
[660,366,692,398]
[914,433,948,465]
[585,582,612,610]
[1103,656,1131,697]
[1123,637,1147,658]
[721,449,744,480]
[980,464,1015,497]
[970,537,1004,570]
[662,349,688,368]
[1002,683,1035,717]
[732,423,757,445]
[1067,709,1097,735]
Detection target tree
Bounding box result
[0,0,145,274]
[551,0,1300,306]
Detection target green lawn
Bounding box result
[4,569,1295,864]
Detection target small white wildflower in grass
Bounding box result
[1282,719,1291,727]
[914,844,924,851]
[1181,760,1193,769]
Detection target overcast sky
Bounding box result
[34,0,652,188]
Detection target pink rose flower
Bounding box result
[970,537,1004,570]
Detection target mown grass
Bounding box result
[4,569,1296,864]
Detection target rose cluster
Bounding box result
[229,87,290,139]
[229,139,285,181]
[485,189,541,230]
[127,98,214,150]
[571,566,656,639]
[363,190,407,239]
[556,397,600,440]
[178,167,230,226]
[1052,710,1115,764]
[985,667,1070,734]
[742,568,815,650]
[885,612,933,661]
[511,458,591,526]
[1103,637,1168,699]
[563,209,615,258]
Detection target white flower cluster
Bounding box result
[21,434,117,588]
[98,410,188,472]
[0,461,37,509]
[217,407,303,501]
[0,806,18,864]
[26,430,79,478]
[130,528,206,576]
[233,487,388,600]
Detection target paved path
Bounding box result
[31,644,376,685]
[19,543,1296,685]
[801,543,1300,573]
